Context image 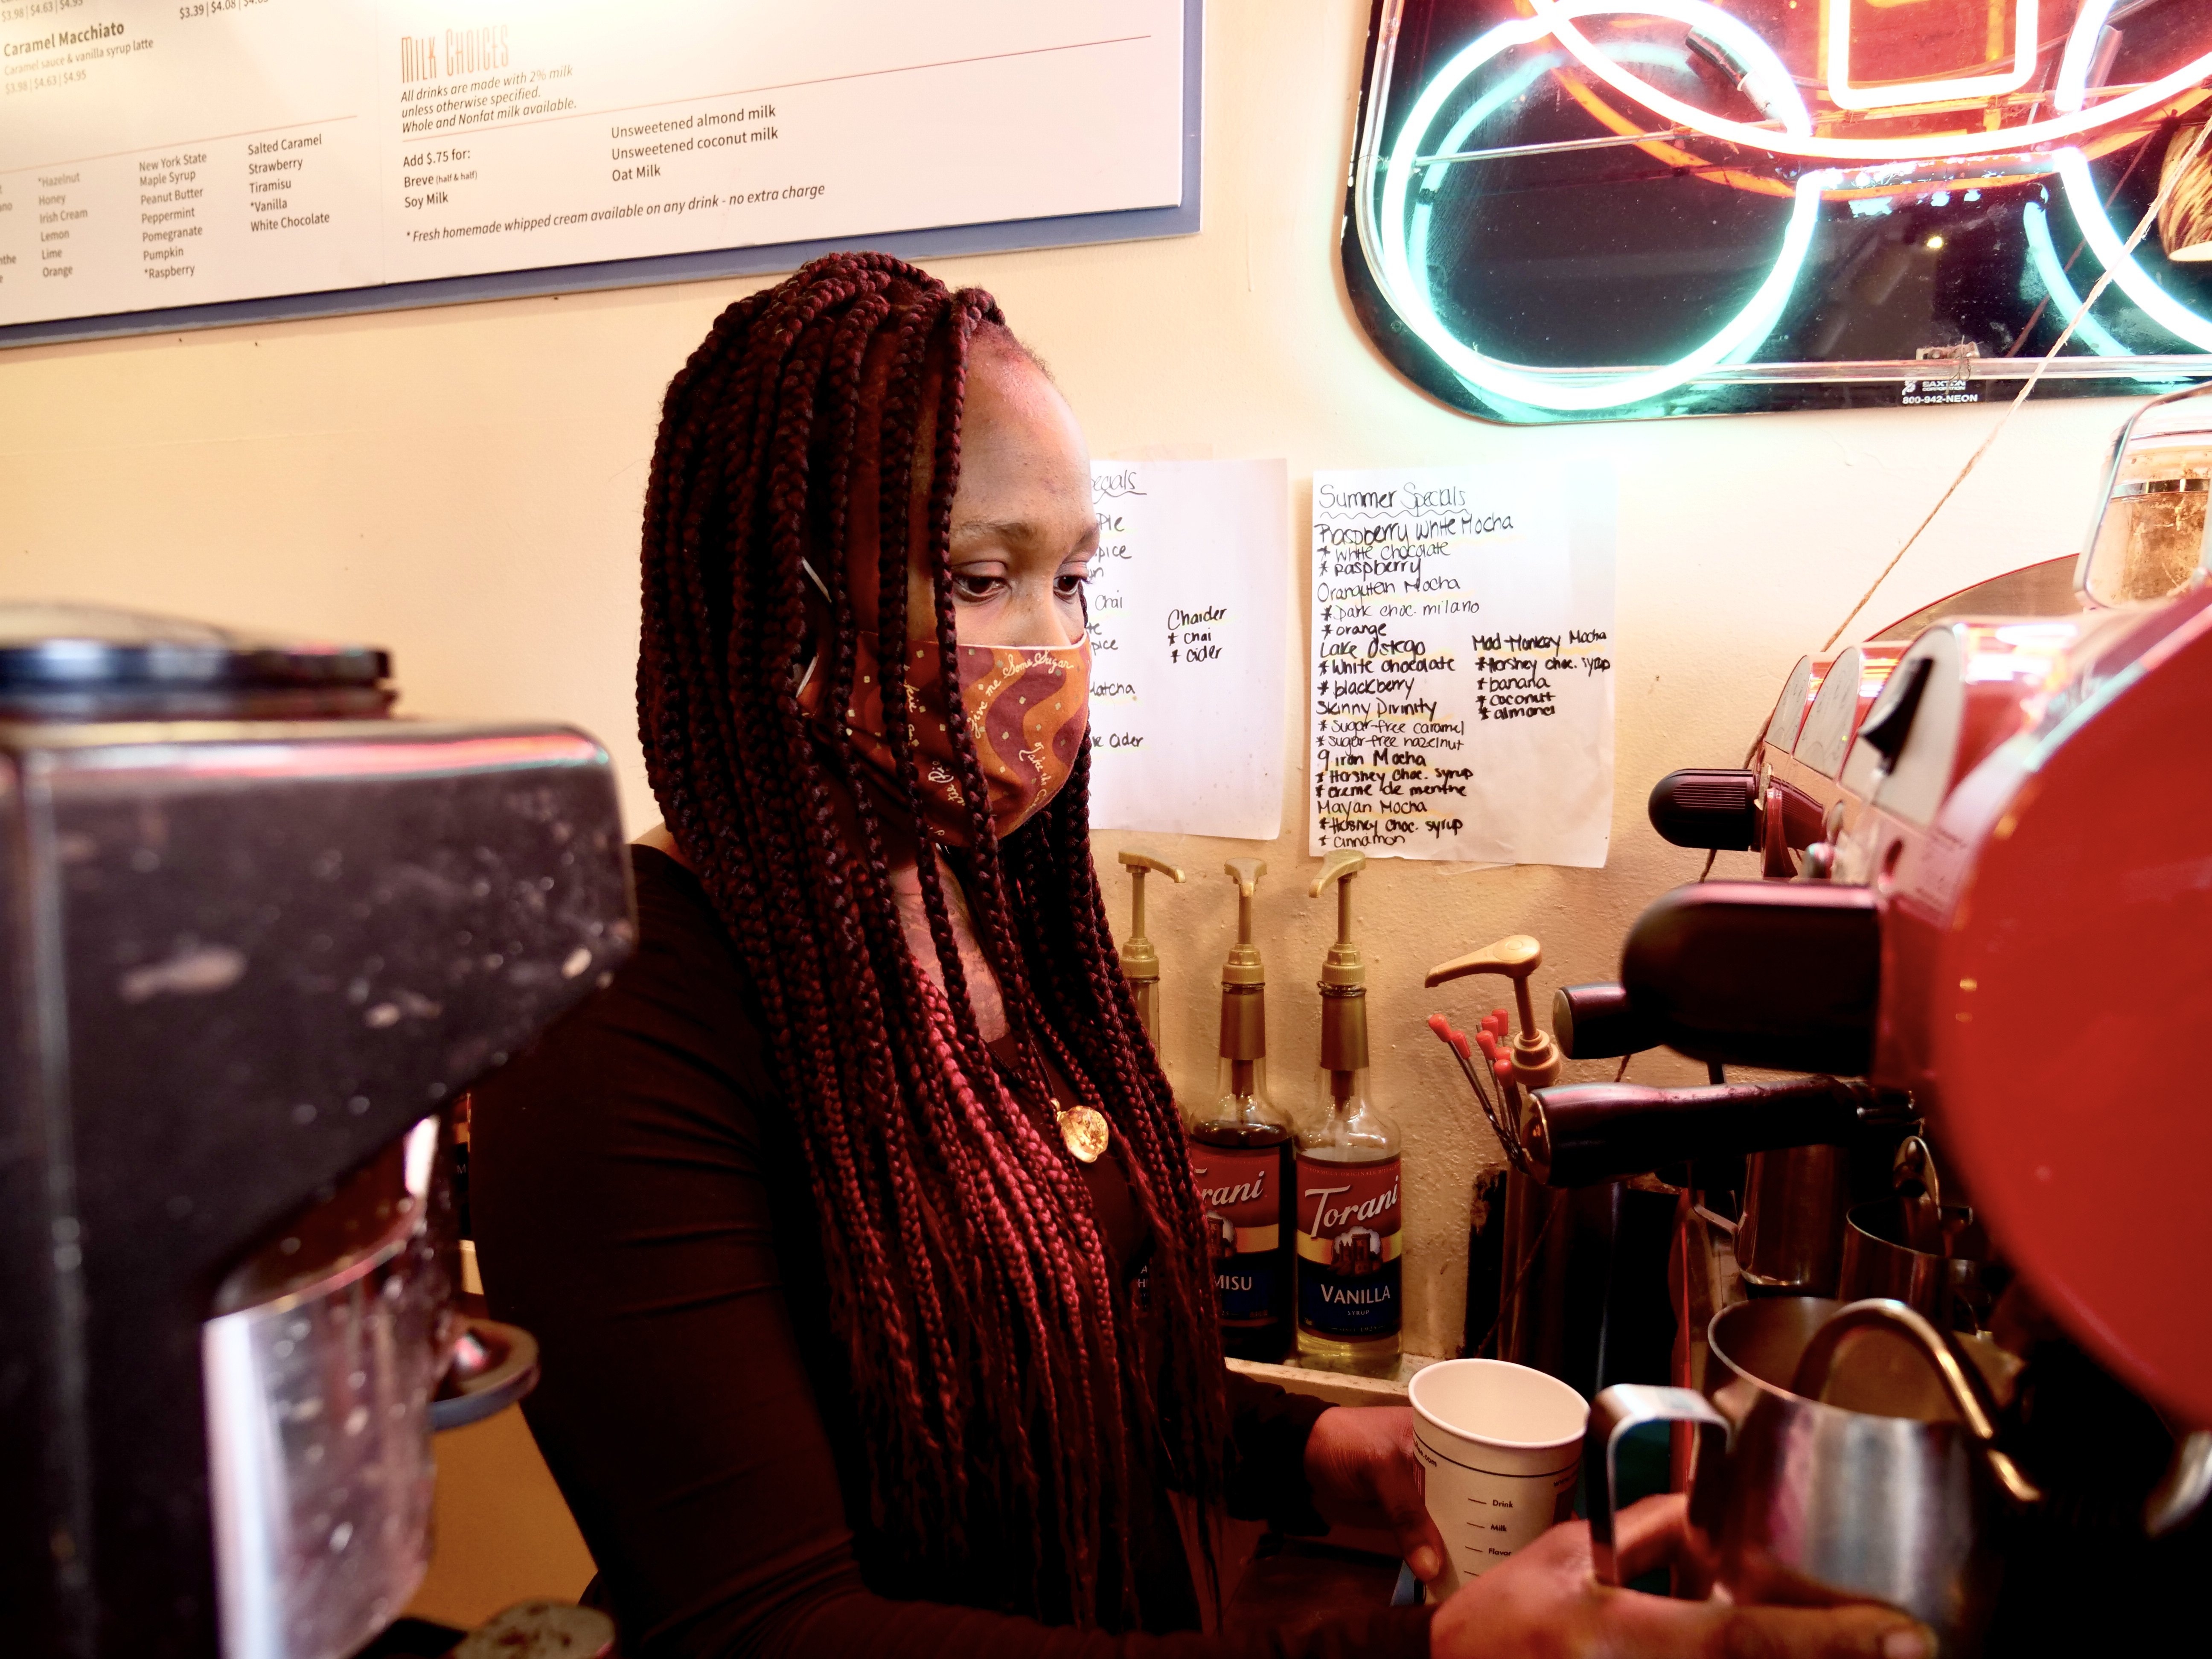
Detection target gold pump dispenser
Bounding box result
[1218,856,1268,1091]
[1182,857,1296,1361]
[1423,934,1561,1094]
[1116,849,1184,1050]
[1314,850,1371,1097]
[1295,851,1403,1372]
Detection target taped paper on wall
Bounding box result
[1086,459,1289,840]
[1309,464,1615,867]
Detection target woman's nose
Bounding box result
[1001,581,1081,647]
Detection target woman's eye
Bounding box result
[1054,571,1094,599]
[949,571,1007,601]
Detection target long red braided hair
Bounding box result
[636,252,1226,1624]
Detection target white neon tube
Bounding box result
[1375,0,1825,411]
[2054,0,2119,113]
[1526,0,2212,163]
[1416,52,1562,193]
[1828,0,2037,114]
[2054,148,2212,351]
[2022,200,2131,356]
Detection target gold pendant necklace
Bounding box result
[1051,1096,1110,1164]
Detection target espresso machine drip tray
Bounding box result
[204,1123,449,1659]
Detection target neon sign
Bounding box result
[1523,0,2212,160]
[1346,0,2212,422]
[1826,0,2040,113]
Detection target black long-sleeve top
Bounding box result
[469,847,1433,1658]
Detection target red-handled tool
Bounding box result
[1426,1011,1531,1174]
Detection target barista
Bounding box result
[469,254,1927,1659]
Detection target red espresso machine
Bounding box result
[1622,557,2212,1435]
[1578,577,2212,1646]
[1432,390,2212,1646]
[0,606,632,1659]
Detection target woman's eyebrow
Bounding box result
[948,516,1037,552]
[949,517,1100,557]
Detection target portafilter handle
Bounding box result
[1523,1075,1901,1187]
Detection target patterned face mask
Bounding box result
[800,625,1090,844]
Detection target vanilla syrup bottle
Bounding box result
[1185,859,1295,1361]
[1296,851,1403,1373]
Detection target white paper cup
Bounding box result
[1409,1358,1589,1596]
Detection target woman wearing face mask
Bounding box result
[469,255,1929,1659]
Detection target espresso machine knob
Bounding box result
[1647,768,1761,850]
[1550,983,1662,1060]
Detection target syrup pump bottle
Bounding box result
[1184,858,1296,1361]
[1296,850,1403,1372]
[1116,849,1185,1050]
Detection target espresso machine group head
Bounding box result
[0,606,632,1659]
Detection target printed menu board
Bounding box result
[0,0,1185,332]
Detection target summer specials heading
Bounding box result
[0,0,1184,332]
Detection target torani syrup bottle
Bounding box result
[1296,850,1402,1373]
[1184,858,1296,1362]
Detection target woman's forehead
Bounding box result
[955,350,1091,529]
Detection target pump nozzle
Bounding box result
[1426,934,1562,1090]
[1221,859,1266,985]
[1310,851,1370,1104]
[1117,850,1183,1048]
[1218,860,1268,1092]
[1309,850,1366,991]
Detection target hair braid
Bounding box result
[637,253,1226,1627]
[1007,754,1227,1548]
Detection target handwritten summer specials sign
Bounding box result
[1307,464,1616,868]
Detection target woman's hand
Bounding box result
[1429,1493,1934,1659]
[1302,1406,1450,1585]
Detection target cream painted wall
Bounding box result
[0,0,2140,1362]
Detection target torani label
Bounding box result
[1190,1142,1285,1324]
[1295,1153,1402,1338]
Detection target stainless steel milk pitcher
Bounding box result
[1587,1298,2032,1656]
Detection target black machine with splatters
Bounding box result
[0,606,632,1659]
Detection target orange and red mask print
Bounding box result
[800,629,1090,844]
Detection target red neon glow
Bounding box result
[1523,0,2212,163]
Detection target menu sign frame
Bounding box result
[0,0,1199,348]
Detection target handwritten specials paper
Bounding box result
[1085,459,1290,840]
[1308,465,1615,867]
